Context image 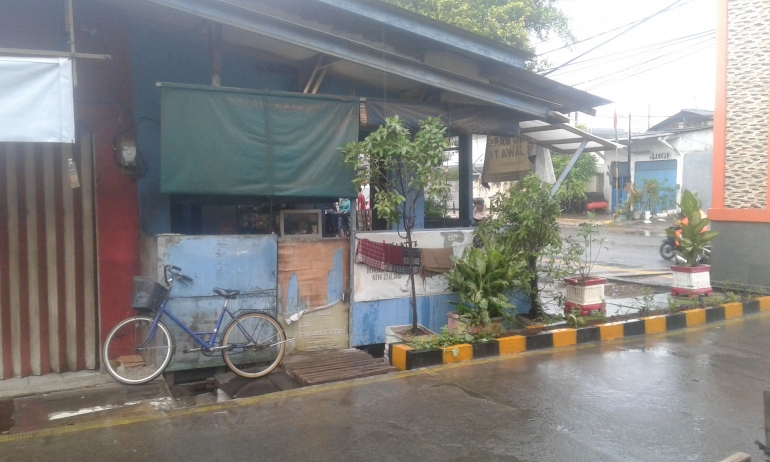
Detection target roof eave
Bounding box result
[312,0,534,68]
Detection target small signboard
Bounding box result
[481,136,534,183]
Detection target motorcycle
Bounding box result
[660,226,710,265]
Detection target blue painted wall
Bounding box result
[158,234,278,371]
[350,294,459,346]
[131,23,300,235]
[130,21,402,236]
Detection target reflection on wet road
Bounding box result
[3,313,770,461]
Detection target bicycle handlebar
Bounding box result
[164,264,193,285]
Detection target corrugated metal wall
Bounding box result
[0,136,98,379]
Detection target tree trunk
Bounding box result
[527,254,541,318]
[406,229,418,332]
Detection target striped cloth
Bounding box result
[355,239,388,270]
[356,239,421,274]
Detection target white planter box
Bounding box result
[384,324,434,364]
[671,265,712,296]
[564,277,606,315]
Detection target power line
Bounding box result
[541,0,689,76]
[547,30,714,77]
[582,38,715,90]
[565,34,713,87]
[532,0,702,49]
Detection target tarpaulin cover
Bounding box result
[0,57,74,143]
[363,99,522,137]
[160,83,359,197]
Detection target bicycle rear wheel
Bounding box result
[103,316,173,385]
[222,313,286,378]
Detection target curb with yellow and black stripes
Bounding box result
[389,297,770,371]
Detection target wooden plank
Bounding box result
[303,365,396,381]
[285,358,384,374]
[284,353,373,366]
[298,365,396,382]
[295,361,393,376]
[43,144,60,373]
[62,144,77,371]
[6,144,23,377]
[79,133,97,370]
[303,367,396,386]
[24,144,41,376]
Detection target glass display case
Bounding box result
[279,210,322,238]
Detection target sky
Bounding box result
[536,0,717,133]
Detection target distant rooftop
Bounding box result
[649,109,714,132]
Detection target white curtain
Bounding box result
[0,57,75,143]
[530,144,556,184]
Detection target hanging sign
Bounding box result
[353,229,475,303]
[481,136,533,183]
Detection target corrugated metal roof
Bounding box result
[517,120,619,154]
[130,0,611,121]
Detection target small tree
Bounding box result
[341,116,449,332]
[479,174,566,317]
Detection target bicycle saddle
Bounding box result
[213,288,240,299]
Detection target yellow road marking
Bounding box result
[590,264,670,276]
[2,310,767,444]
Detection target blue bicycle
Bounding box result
[103,265,287,385]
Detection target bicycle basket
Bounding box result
[131,277,168,312]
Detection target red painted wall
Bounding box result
[73,3,140,347]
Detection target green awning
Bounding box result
[160,83,359,198]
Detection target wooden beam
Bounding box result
[0,48,111,60]
[519,124,561,134]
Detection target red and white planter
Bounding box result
[670,265,712,296]
[563,276,607,316]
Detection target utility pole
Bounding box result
[648,103,650,130]
[614,111,619,218]
[628,113,632,187]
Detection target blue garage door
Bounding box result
[634,160,677,213]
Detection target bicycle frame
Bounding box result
[138,297,244,351]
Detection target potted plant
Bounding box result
[563,212,607,316]
[667,190,719,296]
[641,179,661,219]
[444,243,524,334]
[626,185,643,220]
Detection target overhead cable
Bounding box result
[547,30,714,77]
[542,0,689,76]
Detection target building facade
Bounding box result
[709,0,770,288]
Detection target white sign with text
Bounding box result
[353,229,475,303]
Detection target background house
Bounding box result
[611,109,714,213]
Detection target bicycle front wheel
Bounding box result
[222,313,286,378]
[103,316,173,385]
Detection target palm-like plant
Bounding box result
[666,190,718,267]
[445,244,524,327]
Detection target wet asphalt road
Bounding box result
[3,313,770,461]
[561,225,671,272]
